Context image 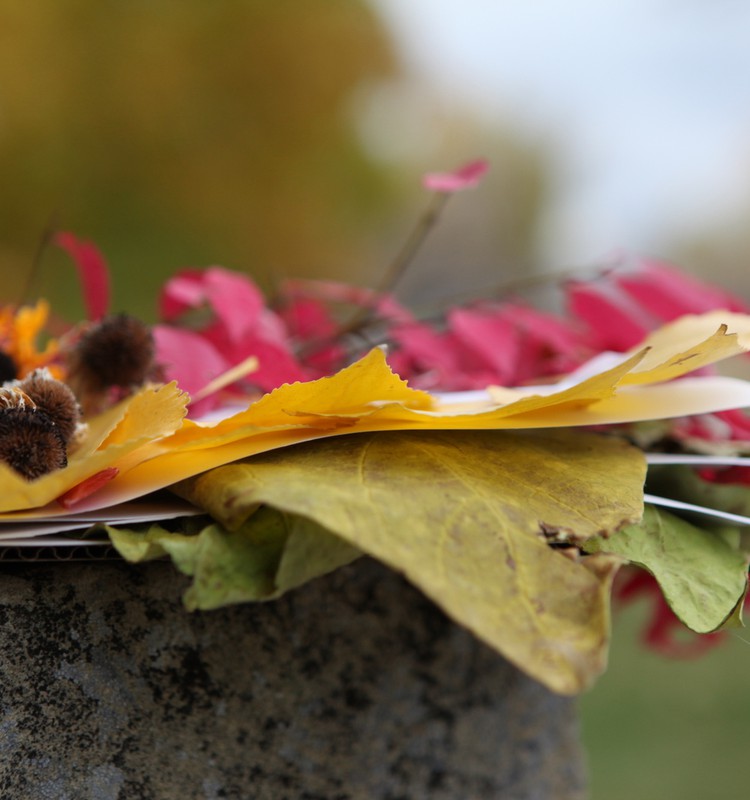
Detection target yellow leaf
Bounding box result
[623,311,750,384]
[175,429,643,694]
[4,312,750,517]
[164,347,432,451]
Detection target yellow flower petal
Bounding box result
[0,301,59,377]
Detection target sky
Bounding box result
[374,0,750,266]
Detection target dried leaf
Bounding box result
[55,231,110,321]
[7,312,750,517]
[107,510,361,609]
[584,505,748,633]
[174,429,645,694]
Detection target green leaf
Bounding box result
[106,510,361,610]
[584,505,748,633]
[105,522,191,563]
[174,429,646,694]
[273,514,362,596]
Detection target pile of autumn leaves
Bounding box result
[4,207,750,694]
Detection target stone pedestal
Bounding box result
[0,556,586,799]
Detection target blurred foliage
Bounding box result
[582,602,750,800]
[0,0,556,327]
[394,119,553,312]
[0,0,401,319]
[674,218,750,306]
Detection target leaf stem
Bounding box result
[18,214,59,306]
[297,191,451,358]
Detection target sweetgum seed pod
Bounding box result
[0,407,67,480]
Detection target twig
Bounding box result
[297,191,451,358]
[18,213,60,305]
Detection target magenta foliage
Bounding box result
[55,232,111,321]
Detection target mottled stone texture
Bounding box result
[0,557,586,799]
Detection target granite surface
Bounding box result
[0,556,586,799]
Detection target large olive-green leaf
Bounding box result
[174,429,645,694]
[106,510,361,609]
[584,505,748,632]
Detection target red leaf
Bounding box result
[160,267,266,344]
[57,467,119,509]
[616,258,750,320]
[448,307,520,384]
[423,158,490,192]
[223,337,308,392]
[567,277,657,351]
[281,297,338,341]
[152,324,231,415]
[55,231,110,320]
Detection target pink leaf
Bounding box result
[422,158,489,193]
[448,307,520,384]
[497,304,585,359]
[160,267,266,342]
[281,297,338,341]
[55,231,110,320]
[282,278,411,323]
[159,269,211,319]
[615,258,750,320]
[283,278,381,307]
[389,318,504,391]
[153,324,231,414]
[566,277,658,351]
[226,337,308,392]
[201,267,268,344]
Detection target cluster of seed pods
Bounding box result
[0,314,157,480]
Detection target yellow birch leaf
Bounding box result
[174,429,644,694]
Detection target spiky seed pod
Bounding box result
[0,350,17,383]
[65,314,158,415]
[67,314,156,393]
[0,407,67,480]
[18,369,80,445]
[0,386,36,410]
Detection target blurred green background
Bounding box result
[0,0,547,322]
[582,603,750,800]
[1,2,748,796]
